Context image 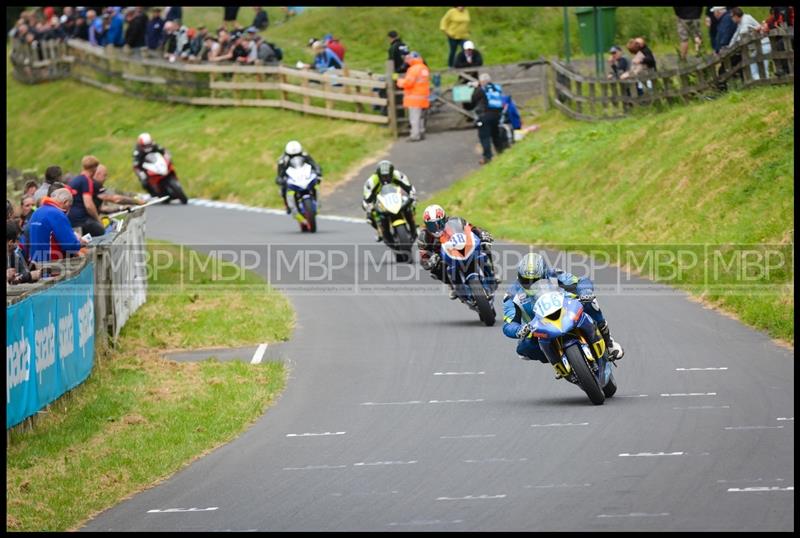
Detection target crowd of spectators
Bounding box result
[7,157,144,286]
[8,6,283,65]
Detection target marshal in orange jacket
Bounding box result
[396,55,430,109]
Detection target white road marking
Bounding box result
[283,464,348,470]
[188,199,365,223]
[717,478,785,484]
[597,512,670,518]
[286,431,346,437]
[361,400,423,406]
[619,452,685,457]
[525,483,592,489]
[724,425,784,430]
[616,394,649,398]
[387,519,464,527]
[249,343,268,364]
[147,507,219,513]
[777,417,794,421]
[353,460,418,466]
[672,405,731,410]
[462,457,528,463]
[428,399,485,404]
[440,434,496,439]
[436,494,507,501]
[660,392,717,397]
[675,367,728,371]
[727,486,794,492]
[433,371,485,375]
[531,422,589,427]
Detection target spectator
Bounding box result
[145,7,165,52]
[125,7,148,51]
[23,180,39,198]
[673,6,703,61]
[711,7,736,54]
[762,7,794,77]
[304,39,343,72]
[440,6,470,68]
[607,45,629,79]
[635,37,657,71]
[165,6,183,25]
[387,30,410,74]
[7,199,15,222]
[252,7,269,31]
[188,25,208,60]
[223,6,240,31]
[18,195,35,229]
[283,7,304,22]
[453,39,483,83]
[230,30,250,63]
[87,9,105,46]
[209,29,234,62]
[161,21,179,60]
[396,51,431,142]
[465,72,506,165]
[729,7,766,81]
[621,38,657,95]
[27,187,86,264]
[67,155,105,237]
[7,220,41,284]
[171,25,192,62]
[73,15,89,41]
[105,7,126,48]
[34,165,64,207]
[93,165,145,208]
[323,33,345,62]
[501,94,522,130]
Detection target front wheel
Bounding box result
[602,373,617,398]
[565,345,604,405]
[301,198,317,233]
[469,279,495,326]
[394,225,413,263]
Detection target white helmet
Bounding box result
[137,132,153,151]
[423,204,447,237]
[285,140,302,156]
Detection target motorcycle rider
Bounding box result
[275,140,323,216]
[418,204,497,300]
[132,132,171,198]
[362,160,417,242]
[502,252,625,367]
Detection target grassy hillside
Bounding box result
[6,72,391,207]
[426,86,794,343]
[182,6,771,72]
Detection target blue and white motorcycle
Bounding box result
[285,155,320,233]
[524,278,617,404]
[439,218,498,326]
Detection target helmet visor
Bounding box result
[425,218,446,236]
[518,274,541,289]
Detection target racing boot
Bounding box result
[598,320,624,361]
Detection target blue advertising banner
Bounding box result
[6,262,95,429]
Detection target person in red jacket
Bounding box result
[396,51,430,142]
[323,33,345,62]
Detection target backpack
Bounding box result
[267,41,283,61]
[484,83,504,110]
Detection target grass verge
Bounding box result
[6,240,294,531]
[425,85,794,344]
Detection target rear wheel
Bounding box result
[565,345,604,405]
[469,279,495,326]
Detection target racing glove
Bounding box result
[423,253,440,271]
[578,291,596,303]
[480,231,493,243]
[515,323,531,339]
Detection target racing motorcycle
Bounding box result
[374,184,415,263]
[285,155,320,233]
[438,217,497,326]
[524,278,617,405]
[140,152,188,204]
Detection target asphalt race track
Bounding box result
[78,200,794,532]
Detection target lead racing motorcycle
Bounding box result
[438,218,498,326]
[285,155,320,233]
[523,278,617,405]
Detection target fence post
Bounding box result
[541,62,549,112]
[385,59,398,138]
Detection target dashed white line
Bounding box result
[616,394,649,398]
[283,464,348,471]
[727,486,794,493]
[433,371,485,376]
[525,483,592,489]
[428,399,484,404]
[387,519,464,527]
[353,460,418,467]
[361,400,423,406]
[675,367,728,371]
[717,478,786,484]
[147,507,219,513]
[724,425,784,430]
[776,417,794,421]
[597,512,670,518]
[188,199,365,223]
[462,457,528,463]
[660,392,717,397]
[250,343,268,365]
[286,431,346,437]
[531,422,589,428]
[440,434,496,439]
[619,452,685,457]
[672,405,731,410]
[436,494,507,501]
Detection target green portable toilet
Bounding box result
[575,7,617,55]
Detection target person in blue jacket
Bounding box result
[502,253,625,365]
[501,94,521,130]
[27,188,87,264]
[104,7,126,47]
[711,7,737,53]
[311,39,343,72]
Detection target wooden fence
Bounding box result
[10,38,391,128]
[550,27,794,121]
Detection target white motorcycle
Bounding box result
[284,155,320,233]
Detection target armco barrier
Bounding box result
[6,261,95,429]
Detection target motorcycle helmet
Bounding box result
[376,160,394,184]
[517,253,548,289]
[423,204,447,237]
[137,132,154,152]
[285,140,303,156]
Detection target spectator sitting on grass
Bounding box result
[298,40,343,72]
[28,187,87,264]
[252,7,269,31]
[324,33,346,62]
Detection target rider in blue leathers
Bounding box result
[503,252,624,364]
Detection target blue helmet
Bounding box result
[517,253,547,289]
